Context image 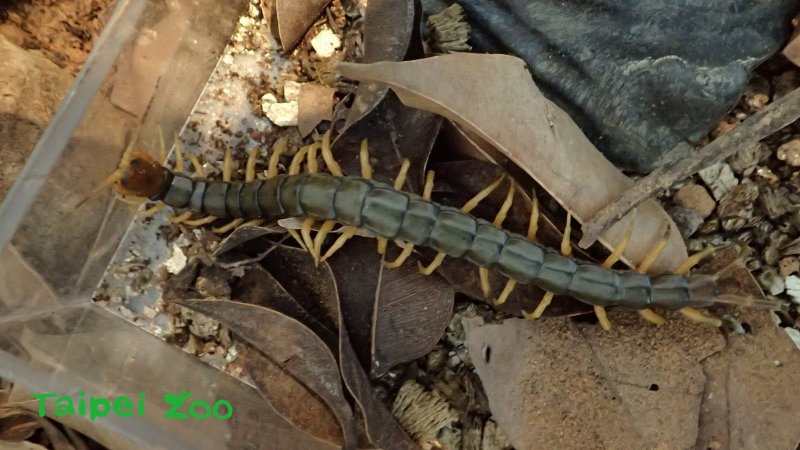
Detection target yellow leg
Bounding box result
[592,215,637,331]
[384,170,433,269]
[240,219,264,228]
[169,211,193,224]
[246,148,258,182]
[360,139,373,179]
[137,203,167,217]
[679,307,722,327]
[173,131,185,173]
[213,218,244,234]
[417,253,447,275]
[289,145,310,175]
[491,180,517,302]
[384,242,415,269]
[189,154,205,177]
[635,222,670,326]
[523,213,573,319]
[313,220,337,265]
[528,190,539,242]
[320,226,358,262]
[461,174,504,213]
[674,245,716,276]
[268,138,287,178]
[300,218,318,264]
[223,147,233,182]
[183,215,218,226]
[287,228,308,252]
[378,158,412,256]
[320,130,343,176]
[306,143,320,174]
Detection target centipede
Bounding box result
[89,131,782,331]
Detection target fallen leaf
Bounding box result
[298,84,337,137]
[273,0,331,53]
[344,0,420,128]
[697,309,800,449]
[465,313,725,449]
[260,245,417,448]
[327,238,454,377]
[337,54,688,273]
[238,343,344,446]
[177,299,358,448]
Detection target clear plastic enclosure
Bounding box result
[0,0,310,448]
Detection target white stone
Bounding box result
[266,102,298,127]
[164,243,187,275]
[310,28,341,58]
[786,275,800,304]
[698,163,738,200]
[785,328,800,351]
[283,81,301,102]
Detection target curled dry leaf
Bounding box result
[784,24,800,67]
[298,84,336,137]
[465,314,724,449]
[344,0,419,128]
[272,0,332,53]
[176,299,357,449]
[326,237,455,377]
[260,245,417,448]
[337,54,687,273]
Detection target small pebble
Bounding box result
[310,28,341,58]
[698,163,738,200]
[673,184,716,218]
[786,275,800,304]
[776,139,800,166]
[668,206,704,239]
[779,257,800,277]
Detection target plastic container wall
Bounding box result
[0,1,323,448]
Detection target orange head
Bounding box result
[115,151,168,198]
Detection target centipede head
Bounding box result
[76,147,167,209]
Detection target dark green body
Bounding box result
[158,172,715,310]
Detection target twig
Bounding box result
[579,86,800,249]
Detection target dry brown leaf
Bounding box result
[337,54,687,273]
[698,309,800,450]
[464,314,725,449]
[298,84,336,137]
[273,0,331,53]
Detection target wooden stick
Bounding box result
[579,86,800,249]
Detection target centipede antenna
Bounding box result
[320,226,358,262]
[268,138,287,178]
[213,219,244,233]
[360,139,373,179]
[169,211,193,224]
[300,218,318,265]
[184,215,218,226]
[675,245,716,276]
[594,306,612,331]
[321,130,343,176]
[307,143,320,174]
[173,131,185,173]
[289,145,310,175]
[461,174,504,213]
[223,147,233,182]
[384,242,415,269]
[158,127,167,163]
[189,154,205,177]
[137,203,167,217]
[74,170,122,209]
[313,220,337,261]
[246,148,258,182]
[680,307,722,327]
